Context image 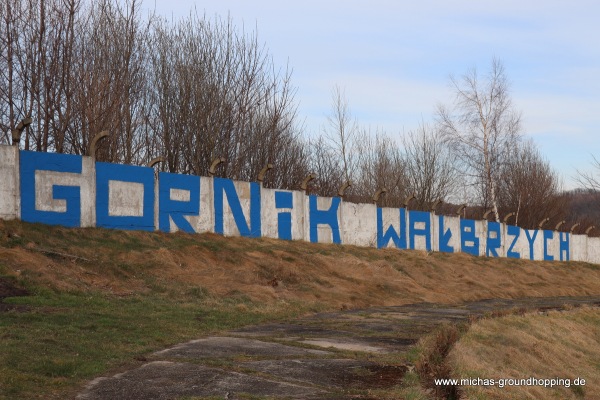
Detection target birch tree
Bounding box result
[437,58,521,221]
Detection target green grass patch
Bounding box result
[0,286,311,400]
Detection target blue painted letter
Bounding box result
[377,208,407,249]
[524,230,539,260]
[438,215,454,253]
[543,230,554,261]
[275,191,293,240]
[486,222,502,257]
[506,225,521,259]
[20,151,82,227]
[96,162,155,231]
[214,178,261,238]
[559,232,569,261]
[409,210,431,251]
[159,172,200,233]
[309,196,341,244]
[460,219,480,256]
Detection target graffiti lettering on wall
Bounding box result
[2,146,599,263]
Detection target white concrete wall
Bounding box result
[588,237,600,264]
[458,219,481,256]
[214,179,257,237]
[0,146,19,220]
[260,187,305,241]
[430,213,439,252]
[510,227,529,260]
[340,201,377,247]
[484,222,503,258]
[473,220,486,256]
[546,230,560,261]
[2,144,600,265]
[79,156,95,227]
[196,176,214,233]
[294,190,309,242]
[157,175,203,234]
[260,187,279,239]
[571,234,588,262]
[532,230,545,261]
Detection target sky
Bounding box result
[143,0,600,190]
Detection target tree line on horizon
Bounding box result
[1,0,599,234]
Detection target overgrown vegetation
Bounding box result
[1,219,600,398]
[414,324,466,400]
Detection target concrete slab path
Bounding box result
[77,296,600,400]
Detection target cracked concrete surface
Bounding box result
[77,296,600,400]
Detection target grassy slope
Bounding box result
[449,307,600,399]
[1,219,600,399]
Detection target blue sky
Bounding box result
[144,0,600,189]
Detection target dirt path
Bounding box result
[77,296,600,400]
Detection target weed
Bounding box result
[186,286,210,299]
[415,323,466,399]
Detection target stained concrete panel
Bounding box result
[571,234,588,262]
[153,336,330,359]
[77,361,323,400]
[587,237,600,264]
[340,201,377,247]
[0,146,19,220]
[378,206,407,249]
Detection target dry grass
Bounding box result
[2,219,600,399]
[2,219,600,310]
[449,306,600,399]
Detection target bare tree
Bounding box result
[67,0,151,164]
[576,155,600,192]
[437,58,521,221]
[2,0,305,178]
[0,0,22,144]
[0,0,81,150]
[402,123,460,210]
[352,129,408,207]
[0,0,153,161]
[496,140,566,229]
[306,134,343,196]
[322,85,358,184]
[148,12,303,185]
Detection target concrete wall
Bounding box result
[261,187,306,242]
[309,195,342,244]
[571,235,588,262]
[0,146,19,220]
[439,215,460,254]
[588,237,600,263]
[340,201,377,247]
[1,145,598,264]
